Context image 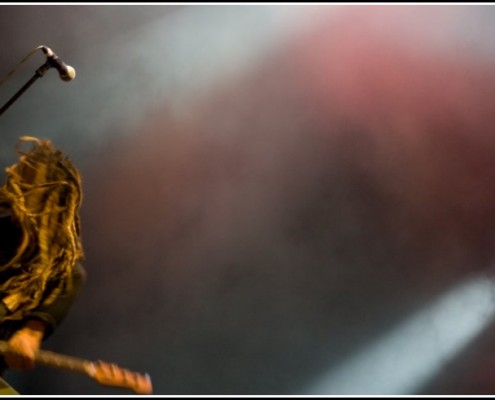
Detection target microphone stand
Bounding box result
[0,60,51,118]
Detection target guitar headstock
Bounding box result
[84,360,153,394]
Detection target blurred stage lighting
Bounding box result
[306,274,495,395]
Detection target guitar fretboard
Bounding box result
[0,340,90,374]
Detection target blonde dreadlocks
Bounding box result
[0,136,84,321]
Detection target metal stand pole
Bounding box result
[0,61,51,118]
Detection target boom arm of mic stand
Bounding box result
[0,61,51,118]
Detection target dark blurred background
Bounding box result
[1,3,495,395]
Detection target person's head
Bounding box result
[6,136,83,215]
[0,136,84,316]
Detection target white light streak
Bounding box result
[306,275,495,395]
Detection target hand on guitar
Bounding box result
[85,360,153,395]
[4,320,45,370]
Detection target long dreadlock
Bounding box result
[0,136,84,321]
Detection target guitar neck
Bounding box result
[0,340,153,394]
[0,340,90,374]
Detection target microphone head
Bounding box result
[61,65,76,81]
[41,46,76,81]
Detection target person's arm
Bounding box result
[24,262,87,339]
[4,319,47,370]
[4,262,86,370]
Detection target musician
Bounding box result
[0,136,86,373]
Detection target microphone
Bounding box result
[41,46,76,81]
